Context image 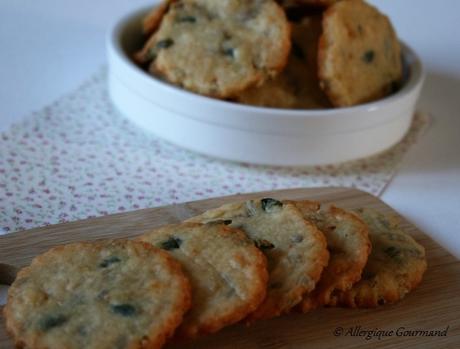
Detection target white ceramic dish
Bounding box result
[107,7,425,166]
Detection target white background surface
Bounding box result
[0,0,459,266]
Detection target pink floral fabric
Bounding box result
[0,70,430,234]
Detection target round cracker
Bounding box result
[138,222,268,338]
[318,0,402,106]
[134,1,174,65]
[187,198,329,321]
[290,201,371,312]
[143,0,291,98]
[142,0,173,36]
[333,208,427,307]
[4,240,191,349]
[236,17,331,109]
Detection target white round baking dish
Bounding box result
[107,6,425,166]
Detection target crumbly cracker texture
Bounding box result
[290,201,371,312]
[4,240,192,349]
[318,0,402,106]
[140,0,291,98]
[333,208,427,307]
[236,17,331,109]
[138,222,268,339]
[187,198,329,321]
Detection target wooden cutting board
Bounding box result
[0,187,459,348]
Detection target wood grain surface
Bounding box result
[0,187,459,348]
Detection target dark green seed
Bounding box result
[222,48,235,58]
[255,239,275,250]
[160,237,182,250]
[156,38,174,49]
[177,16,196,23]
[261,198,283,212]
[384,246,401,259]
[111,304,136,317]
[362,50,375,63]
[39,314,68,331]
[292,42,305,60]
[99,256,121,268]
[147,49,157,61]
[291,235,304,243]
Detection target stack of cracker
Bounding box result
[4,197,426,349]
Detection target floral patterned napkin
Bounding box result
[0,70,430,235]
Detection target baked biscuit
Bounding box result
[4,240,191,349]
[138,222,268,338]
[135,1,175,65]
[289,201,371,312]
[318,0,402,106]
[333,208,427,307]
[187,198,329,321]
[236,17,330,109]
[142,0,173,36]
[139,0,291,98]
